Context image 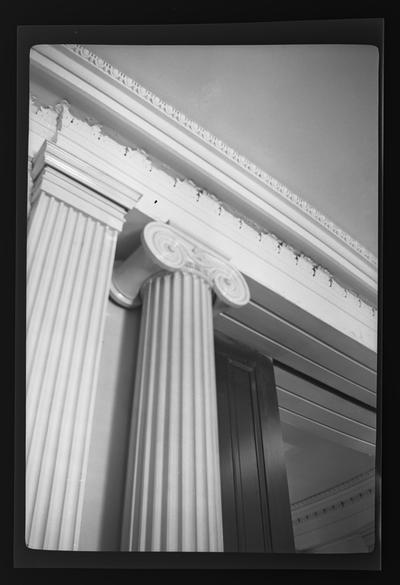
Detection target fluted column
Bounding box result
[26,164,125,550]
[115,222,250,551]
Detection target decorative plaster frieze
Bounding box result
[29,97,60,163]
[28,96,378,322]
[291,468,375,526]
[63,43,377,268]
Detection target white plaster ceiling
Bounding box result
[85,44,379,257]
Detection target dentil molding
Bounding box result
[64,43,377,268]
[290,468,375,551]
[291,469,375,527]
[291,468,375,516]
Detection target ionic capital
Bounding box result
[110,221,250,310]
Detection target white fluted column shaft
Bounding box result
[117,221,250,552]
[121,270,224,552]
[26,166,125,550]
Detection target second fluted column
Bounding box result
[114,221,250,552]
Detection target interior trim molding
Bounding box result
[291,468,375,511]
[28,96,378,394]
[28,97,377,320]
[29,45,378,305]
[290,468,375,551]
[64,43,377,268]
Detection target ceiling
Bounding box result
[85,44,379,257]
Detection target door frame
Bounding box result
[215,333,295,552]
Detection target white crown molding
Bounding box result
[28,95,377,405]
[64,44,377,269]
[290,469,375,551]
[31,136,143,212]
[28,97,378,364]
[32,164,126,232]
[29,44,378,305]
[28,97,377,311]
[291,468,375,513]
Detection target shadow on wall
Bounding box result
[100,303,141,550]
[78,300,141,551]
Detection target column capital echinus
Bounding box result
[110,221,250,310]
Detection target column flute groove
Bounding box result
[26,206,80,397]
[36,216,97,548]
[138,278,160,549]
[72,227,118,548]
[27,194,56,285]
[27,198,65,328]
[121,279,153,549]
[57,223,108,549]
[28,216,101,547]
[166,272,182,550]
[26,162,125,551]
[27,193,51,274]
[115,221,250,552]
[159,279,172,551]
[151,276,171,549]
[26,214,94,465]
[26,214,96,542]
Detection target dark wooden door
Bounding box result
[215,335,295,552]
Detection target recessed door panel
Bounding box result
[215,336,295,553]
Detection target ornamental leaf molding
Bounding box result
[28,95,378,318]
[63,43,378,268]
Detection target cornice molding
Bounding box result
[64,43,377,269]
[291,468,375,527]
[31,165,126,232]
[31,135,143,212]
[28,96,378,325]
[30,45,378,306]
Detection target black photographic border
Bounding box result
[12,13,386,575]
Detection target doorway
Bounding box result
[215,335,295,552]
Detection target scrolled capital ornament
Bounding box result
[142,222,250,308]
[110,221,250,310]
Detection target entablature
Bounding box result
[28,94,377,406]
[29,44,378,305]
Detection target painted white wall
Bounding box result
[78,300,141,551]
